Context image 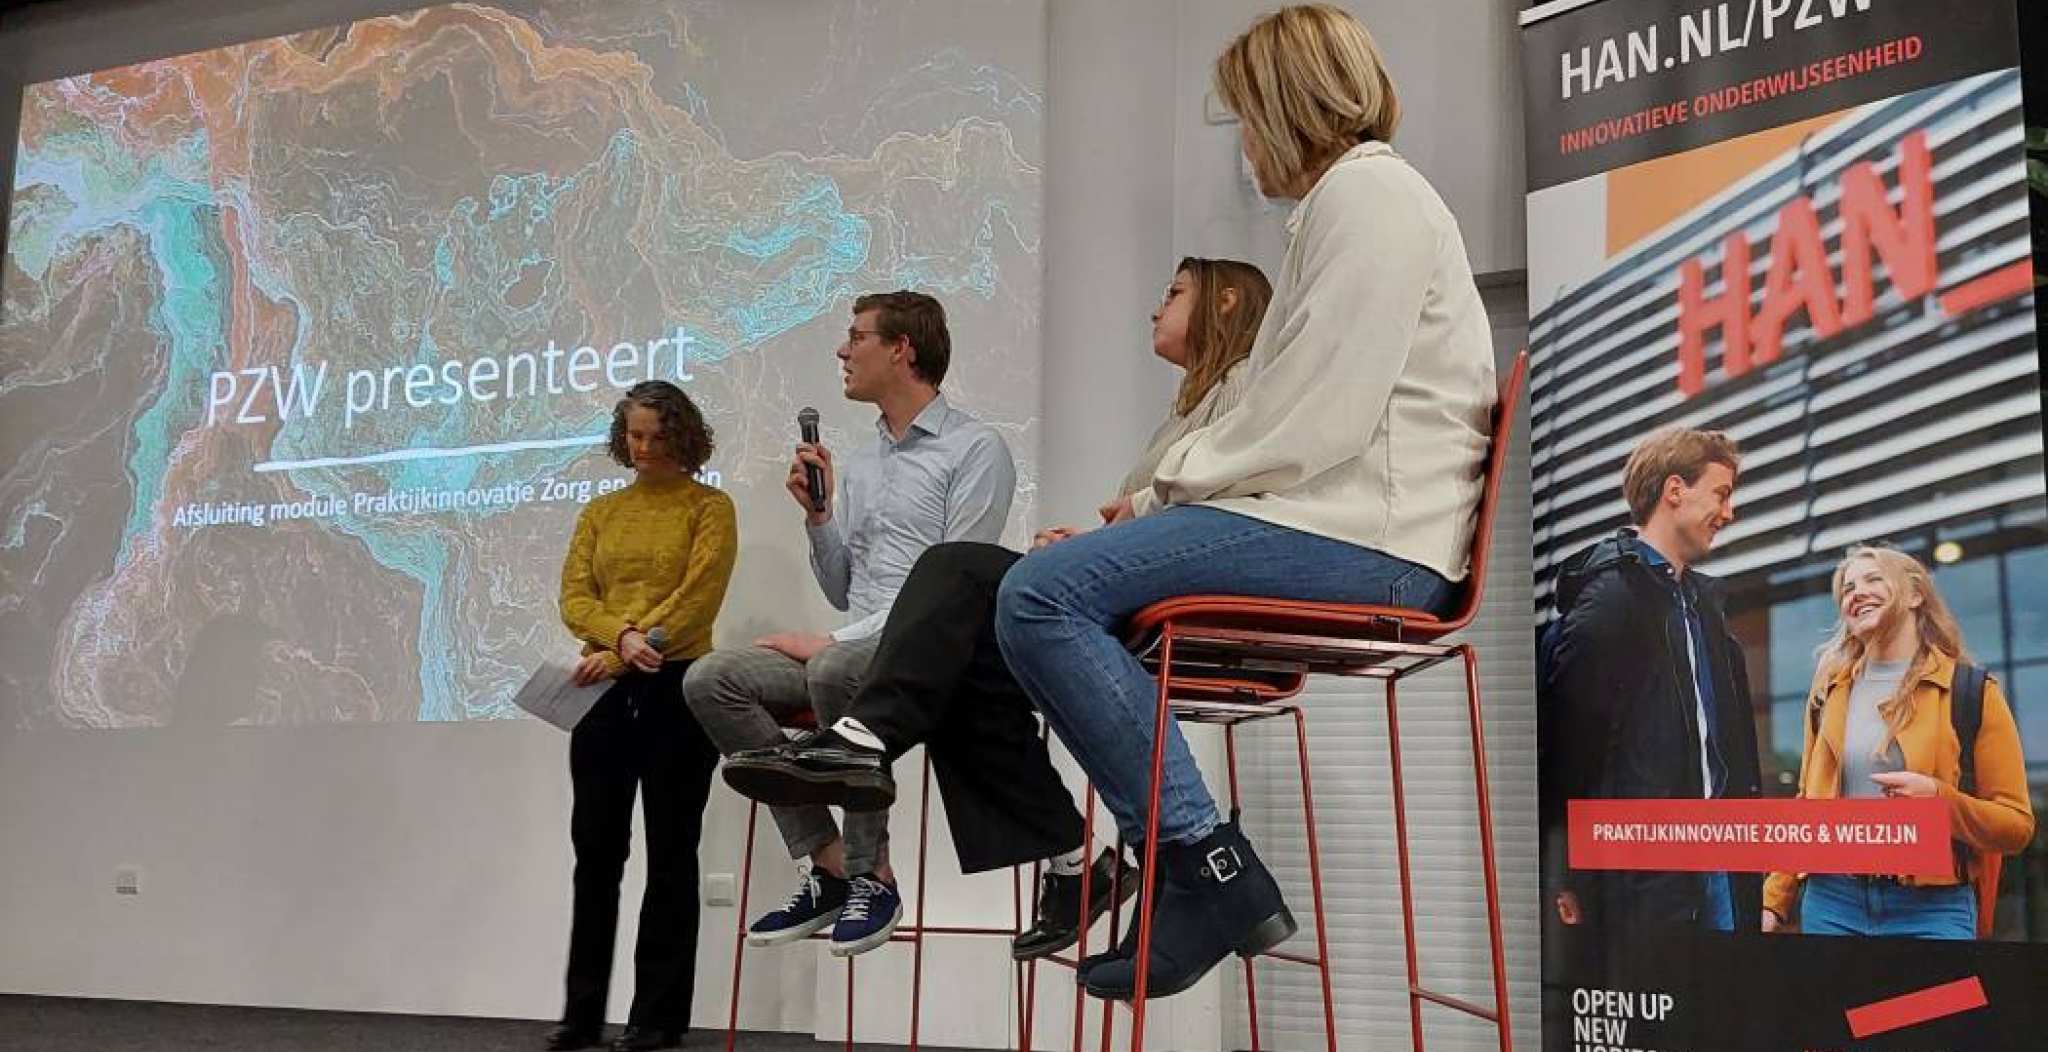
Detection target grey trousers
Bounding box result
[682,636,888,872]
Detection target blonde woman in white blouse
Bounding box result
[993,3,1496,1001]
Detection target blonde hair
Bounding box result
[1815,545,1971,759]
[1620,427,1742,526]
[1213,4,1401,196]
[1173,257,1273,417]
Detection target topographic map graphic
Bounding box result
[1,1,1044,727]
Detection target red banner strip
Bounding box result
[1939,260,2034,317]
[1567,798,1952,875]
[1846,976,1988,1038]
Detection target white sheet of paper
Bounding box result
[512,661,609,732]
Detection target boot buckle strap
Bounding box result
[1202,846,1243,884]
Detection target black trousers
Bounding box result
[850,542,1088,874]
[562,660,719,1032]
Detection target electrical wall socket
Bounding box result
[1203,90,1238,125]
[113,865,141,896]
[703,872,736,907]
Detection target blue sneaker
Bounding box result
[829,875,903,956]
[747,866,848,946]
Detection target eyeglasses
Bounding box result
[846,328,885,344]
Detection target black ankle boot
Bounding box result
[1082,821,1294,1001]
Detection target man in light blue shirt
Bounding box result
[684,291,1014,957]
[804,390,1015,644]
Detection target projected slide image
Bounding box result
[0,1,1045,727]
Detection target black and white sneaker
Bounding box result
[1013,849,1141,961]
[722,728,896,811]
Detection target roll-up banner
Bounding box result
[1521,1,2045,1049]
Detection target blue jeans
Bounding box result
[1800,875,1977,939]
[994,506,1458,847]
[1702,871,1733,932]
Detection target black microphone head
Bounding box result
[646,627,669,650]
[797,406,820,428]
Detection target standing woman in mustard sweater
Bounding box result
[551,380,737,1052]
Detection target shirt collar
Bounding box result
[1285,140,1395,239]
[1629,537,1693,593]
[875,392,952,442]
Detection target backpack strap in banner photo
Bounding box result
[1948,662,2000,937]
[1951,662,1987,798]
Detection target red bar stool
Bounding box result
[1068,351,1527,1052]
[724,711,1032,1051]
[1020,670,1310,1052]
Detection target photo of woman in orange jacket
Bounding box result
[1763,545,2034,939]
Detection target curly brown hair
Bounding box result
[608,381,715,472]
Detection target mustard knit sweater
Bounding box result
[558,475,738,678]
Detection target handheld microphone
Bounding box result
[635,626,669,672]
[796,407,826,513]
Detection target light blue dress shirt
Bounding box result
[806,393,1016,641]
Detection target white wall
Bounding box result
[0,1,1532,1048]
[1170,0,1528,278]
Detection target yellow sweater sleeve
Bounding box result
[559,501,633,651]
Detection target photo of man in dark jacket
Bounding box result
[1540,426,1765,934]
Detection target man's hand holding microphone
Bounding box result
[788,407,835,527]
[762,407,837,664]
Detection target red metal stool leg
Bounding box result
[1017,773,1100,1052]
[1461,645,1513,1052]
[1291,707,1339,1052]
[910,749,933,1051]
[1224,726,1263,1052]
[1127,625,1177,1052]
[1384,677,1427,1051]
[1074,788,1096,1052]
[727,799,761,1052]
[1013,860,1027,1052]
[1020,857,1042,1052]
[1097,833,1122,1052]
